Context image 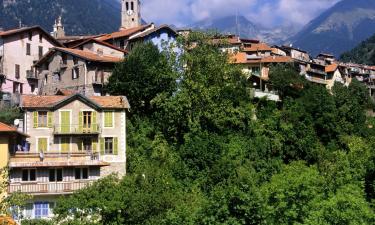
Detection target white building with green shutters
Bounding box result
[6,93,129,220]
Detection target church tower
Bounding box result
[121,0,141,30]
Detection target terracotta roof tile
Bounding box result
[99,24,152,41]
[0,122,29,137]
[71,38,128,54]
[243,43,272,52]
[325,64,338,73]
[21,95,129,109]
[230,52,247,63]
[54,47,122,63]
[231,53,293,64]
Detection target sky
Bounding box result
[141,0,341,28]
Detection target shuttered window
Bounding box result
[104,112,113,128]
[100,137,118,155]
[38,138,48,152]
[60,137,70,153]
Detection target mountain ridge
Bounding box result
[289,0,375,57]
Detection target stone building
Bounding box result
[0,26,62,102]
[121,0,142,30]
[34,47,123,96]
[6,93,129,219]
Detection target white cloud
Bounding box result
[140,0,341,28]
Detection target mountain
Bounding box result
[0,0,121,35]
[289,0,375,57]
[191,15,296,45]
[340,34,375,64]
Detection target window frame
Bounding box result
[22,169,37,182]
[49,168,63,182]
[74,167,89,180]
[104,137,114,154]
[37,137,49,152]
[34,202,49,219]
[26,43,31,56]
[15,64,20,79]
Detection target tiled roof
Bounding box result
[243,43,273,52]
[230,52,247,63]
[0,122,29,137]
[260,56,293,63]
[0,26,63,46]
[99,24,152,41]
[325,64,338,73]
[71,38,128,54]
[90,96,129,109]
[0,122,18,132]
[21,94,130,109]
[54,47,122,63]
[129,24,177,40]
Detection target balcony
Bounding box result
[8,151,108,168]
[308,68,326,75]
[8,180,95,195]
[26,70,38,80]
[53,124,100,135]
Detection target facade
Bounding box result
[121,0,142,30]
[7,94,129,219]
[0,122,29,200]
[0,26,62,100]
[35,47,122,96]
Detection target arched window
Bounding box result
[131,1,134,10]
[126,2,129,10]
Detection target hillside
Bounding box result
[191,15,296,44]
[289,0,375,57]
[340,34,375,64]
[0,0,121,35]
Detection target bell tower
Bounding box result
[121,0,141,30]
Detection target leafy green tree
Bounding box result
[0,107,22,125]
[106,42,178,116]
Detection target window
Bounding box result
[26,43,31,55]
[28,32,32,41]
[73,57,78,65]
[49,168,63,182]
[38,111,48,127]
[82,138,92,151]
[131,1,134,10]
[24,204,33,219]
[126,2,129,10]
[39,46,43,59]
[22,169,36,182]
[252,67,260,75]
[105,137,113,154]
[72,67,79,79]
[83,111,92,128]
[34,202,49,219]
[30,84,35,93]
[39,34,43,43]
[15,64,20,79]
[37,138,48,153]
[60,137,70,153]
[104,112,113,128]
[13,82,20,94]
[75,168,89,180]
[61,53,67,65]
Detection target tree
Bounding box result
[106,42,178,116]
[0,107,22,125]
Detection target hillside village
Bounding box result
[1,0,375,223]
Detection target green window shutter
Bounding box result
[104,112,113,127]
[113,137,118,155]
[92,112,97,132]
[79,111,83,132]
[47,111,53,128]
[92,138,98,153]
[33,111,38,128]
[61,137,69,153]
[100,138,105,155]
[38,138,47,153]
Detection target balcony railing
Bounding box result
[26,70,38,80]
[53,124,100,135]
[308,68,326,75]
[8,151,108,168]
[8,180,94,195]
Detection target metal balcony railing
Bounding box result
[26,70,38,80]
[53,124,100,135]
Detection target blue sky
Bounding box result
[141,0,340,28]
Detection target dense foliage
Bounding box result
[341,33,375,64]
[32,33,375,224]
[0,107,22,125]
